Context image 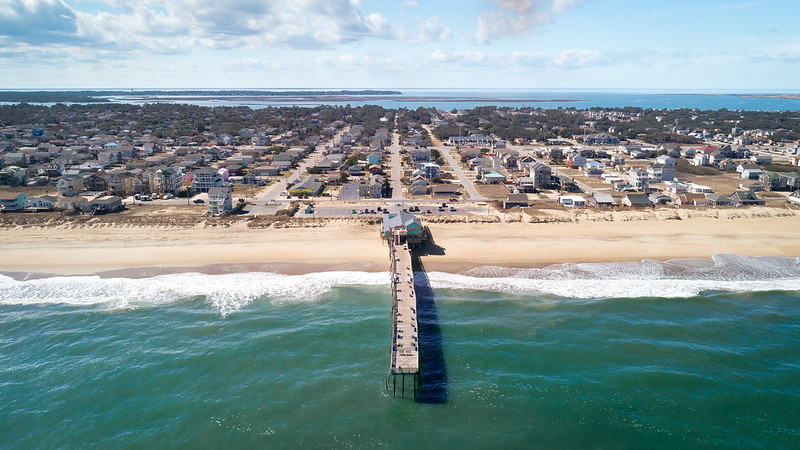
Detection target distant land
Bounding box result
[736,94,800,100]
[0,90,403,104]
[661,93,800,100]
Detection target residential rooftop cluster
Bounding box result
[2,103,800,218]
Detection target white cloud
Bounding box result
[475,10,536,44]
[400,0,419,6]
[552,0,584,14]
[474,0,586,43]
[0,0,397,54]
[401,17,452,43]
[0,0,79,45]
[430,50,490,63]
[551,49,603,67]
[428,48,615,69]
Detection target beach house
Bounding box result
[191,167,223,192]
[288,176,323,197]
[730,191,765,206]
[0,192,29,211]
[621,193,652,207]
[628,168,650,191]
[29,195,58,210]
[559,195,586,207]
[207,187,233,215]
[57,176,84,196]
[647,163,675,182]
[358,174,387,198]
[527,162,552,189]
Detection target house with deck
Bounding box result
[207,187,233,215]
[583,160,605,177]
[559,195,586,207]
[0,192,29,211]
[30,195,58,210]
[288,176,323,197]
[621,193,652,207]
[381,211,427,246]
[590,192,616,207]
[408,178,429,196]
[647,163,675,182]
[730,191,765,206]
[358,174,387,198]
[705,194,731,207]
[88,196,123,214]
[480,170,506,185]
[57,176,84,196]
[503,193,529,209]
[191,167,223,193]
[628,168,650,191]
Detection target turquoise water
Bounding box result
[2,258,800,448]
[96,89,800,111]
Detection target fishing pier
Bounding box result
[382,211,428,398]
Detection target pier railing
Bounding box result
[387,237,420,397]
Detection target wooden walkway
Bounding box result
[388,236,420,397]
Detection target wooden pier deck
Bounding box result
[388,235,420,397]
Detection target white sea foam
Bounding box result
[0,271,390,316]
[1,255,798,313]
[441,254,800,299]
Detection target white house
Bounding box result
[29,195,58,210]
[688,183,713,194]
[559,195,586,207]
[207,187,232,215]
[583,160,605,177]
[692,153,709,166]
[421,162,441,180]
[628,168,650,191]
[191,167,223,192]
[647,163,675,182]
[656,155,676,165]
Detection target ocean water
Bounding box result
[103,89,800,111]
[2,255,800,448]
[5,88,799,111]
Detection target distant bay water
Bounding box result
[105,89,800,111]
[3,88,800,111]
[2,255,800,448]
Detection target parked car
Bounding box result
[193,199,205,204]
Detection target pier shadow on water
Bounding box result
[411,253,448,403]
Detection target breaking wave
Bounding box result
[0,271,390,316]
[449,254,800,298]
[1,255,798,314]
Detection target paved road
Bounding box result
[388,130,404,201]
[254,143,329,205]
[552,168,599,195]
[422,124,486,202]
[436,146,486,201]
[313,203,479,218]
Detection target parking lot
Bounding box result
[311,201,480,218]
[337,182,361,202]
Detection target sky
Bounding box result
[1,0,799,90]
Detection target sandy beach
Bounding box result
[1,206,798,277]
